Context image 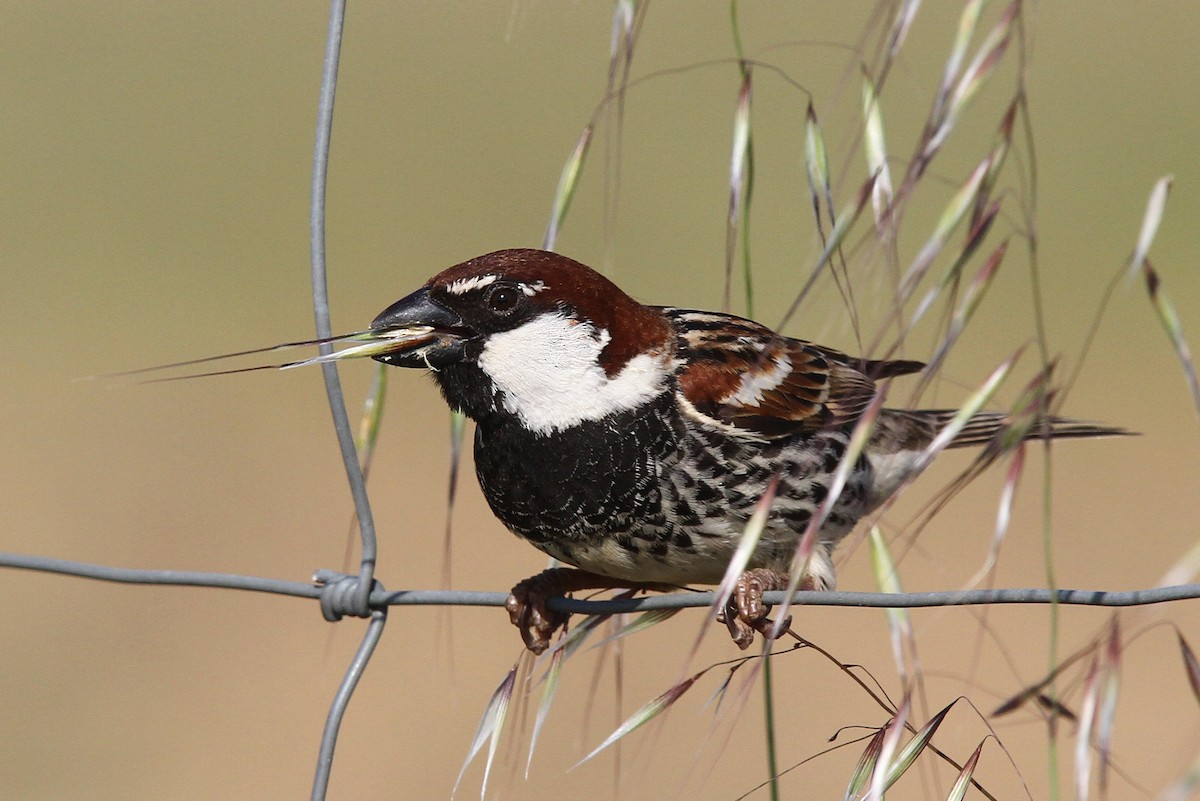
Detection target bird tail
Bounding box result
[864,409,1129,511]
[914,409,1132,449]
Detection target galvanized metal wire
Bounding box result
[306,2,384,798]
[5,550,1199,614]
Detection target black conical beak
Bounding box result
[370,287,471,368]
[372,287,462,330]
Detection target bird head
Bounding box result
[371,249,676,434]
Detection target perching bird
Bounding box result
[370,248,1124,652]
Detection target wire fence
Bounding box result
[5,552,1199,614]
[3,540,1198,797]
[9,3,1200,800]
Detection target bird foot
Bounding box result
[506,567,671,654]
[716,568,795,650]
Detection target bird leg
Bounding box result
[717,568,795,650]
[506,567,674,654]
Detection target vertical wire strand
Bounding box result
[312,610,388,800]
[309,0,378,610]
[308,3,389,799]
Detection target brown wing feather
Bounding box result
[668,309,916,439]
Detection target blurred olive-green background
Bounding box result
[4,3,1199,799]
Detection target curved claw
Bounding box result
[720,604,757,650]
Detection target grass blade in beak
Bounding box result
[83,330,377,381]
[280,326,437,369]
[88,325,436,384]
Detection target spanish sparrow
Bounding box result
[371,249,1124,652]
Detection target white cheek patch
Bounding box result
[479,313,670,434]
[722,354,791,407]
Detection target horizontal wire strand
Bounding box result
[4,551,1196,612]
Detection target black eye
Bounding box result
[485,285,521,313]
